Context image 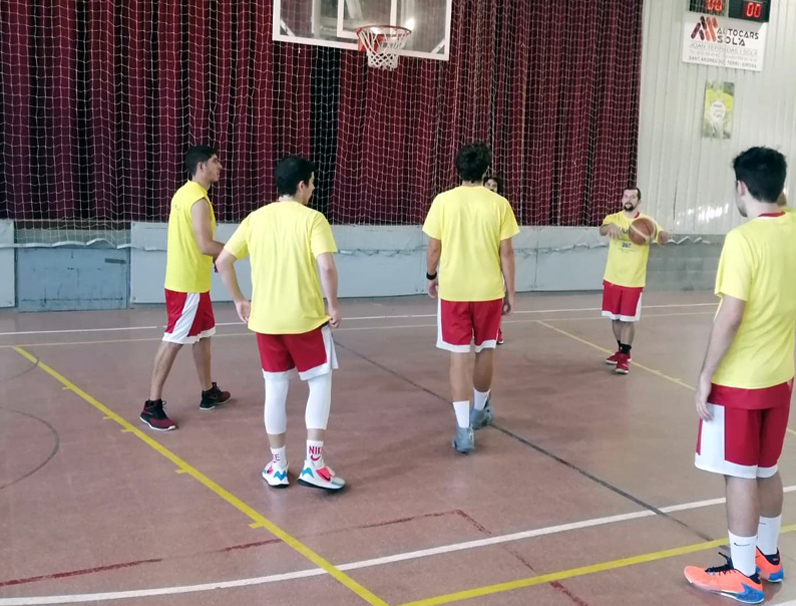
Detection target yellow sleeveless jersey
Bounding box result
[164,181,216,293]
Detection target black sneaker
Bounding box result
[200,382,231,411]
[140,400,177,431]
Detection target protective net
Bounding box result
[0,0,642,247]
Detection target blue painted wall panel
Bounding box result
[17,248,129,311]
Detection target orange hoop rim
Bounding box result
[356,24,412,36]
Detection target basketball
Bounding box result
[628,217,656,245]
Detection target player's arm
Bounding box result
[316,253,340,328]
[499,238,515,314]
[695,295,745,420]
[215,249,250,323]
[426,237,441,298]
[598,218,621,239]
[191,199,224,259]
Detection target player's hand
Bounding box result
[327,305,342,328]
[235,300,251,324]
[427,278,439,298]
[502,293,514,316]
[695,374,712,421]
[657,231,670,245]
[607,224,622,239]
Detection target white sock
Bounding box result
[452,401,470,428]
[757,515,782,556]
[473,389,490,411]
[307,439,324,468]
[270,446,287,468]
[729,531,757,576]
[263,375,290,434]
[305,372,332,430]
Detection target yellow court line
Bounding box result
[536,320,697,390]
[396,524,796,606]
[12,346,389,606]
[536,320,796,439]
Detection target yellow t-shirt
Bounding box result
[711,212,796,389]
[224,201,338,334]
[164,181,216,293]
[602,211,660,288]
[422,186,519,301]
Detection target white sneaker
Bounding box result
[262,460,289,488]
[298,460,346,491]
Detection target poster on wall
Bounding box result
[703,81,734,138]
[683,14,767,71]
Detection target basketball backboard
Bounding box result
[273,0,451,61]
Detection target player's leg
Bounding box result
[687,406,764,602]
[189,293,230,410]
[755,401,790,582]
[285,325,345,491]
[142,289,196,431]
[619,321,635,348]
[437,299,475,452]
[257,332,294,487]
[193,336,212,391]
[150,341,182,402]
[450,352,474,453]
[613,288,641,374]
[616,320,635,373]
[470,299,502,431]
[603,281,623,364]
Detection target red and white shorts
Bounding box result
[163,290,216,345]
[601,280,643,322]
[256,324,338,381]
[437,298,503,353]
[695,381,793,479]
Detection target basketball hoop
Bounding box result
[356,25,412,70]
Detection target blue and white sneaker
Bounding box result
[452,425,474,453]
[262,460,289,488]
[298,460,345,491]
[470,399,494,430]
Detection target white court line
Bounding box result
[2,485,793,605]
[0,303,717,338]
[0,326,159,337]
[0,312,717,349]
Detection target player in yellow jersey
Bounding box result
[216,157,344,491]
[141,146,231,431]
[599,187,668,374]
[423,144,519,454]
[685,148,793,603]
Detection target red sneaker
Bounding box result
[606,350,631,365]
[615,353,630,374]
[140,400,177,431]
[200,382,231,410]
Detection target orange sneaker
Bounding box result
[684,555,764,604]
[756,548,783,583]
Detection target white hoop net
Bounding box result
[356,25,412,70]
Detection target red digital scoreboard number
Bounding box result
[744,1,762,18]
[727,0,770,21]
[707,0,724,11]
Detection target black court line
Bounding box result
[0,408,61,490]
[334,339,714,544]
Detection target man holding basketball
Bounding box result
[423,144,519,453]
[599,187,668,374]
[141,145,231,431]
[685,148,794,603]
